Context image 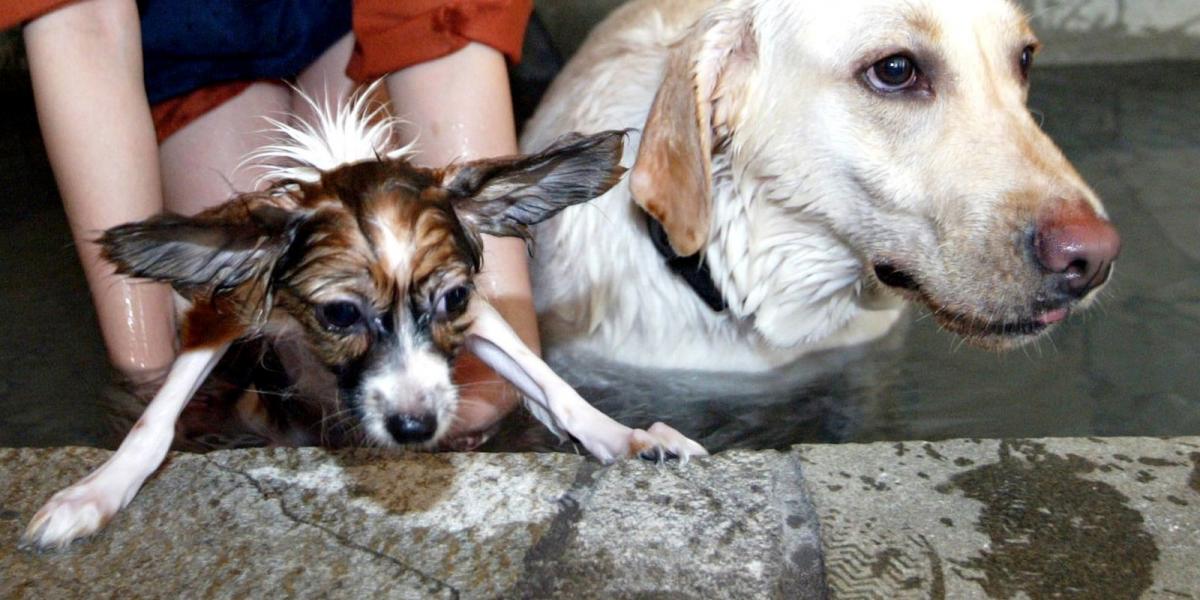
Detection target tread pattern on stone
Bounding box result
[823,519,942,599]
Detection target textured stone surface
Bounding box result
[800,437,1200,599]
[4,440,1199,598]
[0,447,823,599]
[513,451,824,598]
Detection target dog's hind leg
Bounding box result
[465,299,707,464]
[21,339,230,549]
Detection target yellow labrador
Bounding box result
[523,0,1120,371]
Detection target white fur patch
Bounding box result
[360,344,457,446]
[243,82,415,188]
[369,217,414,276]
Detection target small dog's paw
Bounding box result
[631,422,708,464]
[20,485,118,550]
[439,424,499,452]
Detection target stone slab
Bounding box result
[0,447,822,599]
[799,437,1200,599]
[3,439,1197,598]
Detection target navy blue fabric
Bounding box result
[140,0,352,104]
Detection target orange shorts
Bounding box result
[0,0,73,27]
[347,0,533,82]
[3,0,533,142]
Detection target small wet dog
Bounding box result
[23,91,705,549]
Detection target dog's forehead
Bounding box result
[768,0,1031,64]
[358,188,466,280]
[292,166,474,303]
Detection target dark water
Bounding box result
[2,63,1199,451]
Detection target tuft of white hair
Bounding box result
[242,81,415,189]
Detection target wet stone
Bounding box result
[947,441,1158,599]
[1191,452,1200,493]
[2,439,1197,598]
[798,437,1200,599]
[0,448,450,599]
[0,447,825,599]
[512,450,825,599]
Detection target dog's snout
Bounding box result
[1033,201,1121,298]
[385,413,438,444]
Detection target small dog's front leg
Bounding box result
[21,342,229,549]
[465,300,707,463]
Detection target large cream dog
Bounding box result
[523,0,1120,371]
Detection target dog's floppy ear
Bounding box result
[444,130,626,238]
[630,9,754,257]
[99,196,306,295]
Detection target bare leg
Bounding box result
[388,43,540,442]
[23,342,231,548]
[161,33,358,210]
[465,299,707,463]
[160,83,292,212]
[292,33,357,126]
[24,0,176,377]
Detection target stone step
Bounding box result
[800,437,1199,599]
[1,437,1196,598]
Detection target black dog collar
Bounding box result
[644,212,728,312]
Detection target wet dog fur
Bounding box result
[23,89,706,549]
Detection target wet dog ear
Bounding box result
[630,8,754,257]
[99,196,307,295]
[443,130,626,238]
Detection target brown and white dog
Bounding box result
[524,0,1121,371]
[23,91,705,549]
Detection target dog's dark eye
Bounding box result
[866,54,918,92]
[317,301,363,330]
[1019,45,1035,79]
[435,286,471,319]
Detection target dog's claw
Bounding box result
[638,447,672,463]
[630,422,707,463]
[20,485,116,550]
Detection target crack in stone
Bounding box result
[201,455,460,599]
[774,452,828,599]
[508,460,602,597]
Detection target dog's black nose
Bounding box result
[1033,200,1121,299]
[385,413,438,444]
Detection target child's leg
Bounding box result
[293,33,357,125]
[160,31,356,213]
[159,83,292,213]
[24,0,176,378]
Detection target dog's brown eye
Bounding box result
[435,286,471,319]
[867,54,918,92]
[318,301,363,330]
[1019,45,1035,79]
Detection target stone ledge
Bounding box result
[0,447,822,598]
[1,438,1197,599]
[798,437,1200,599]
